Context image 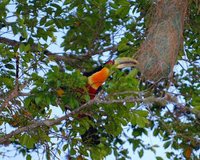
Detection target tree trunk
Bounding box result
[136,0,188,81]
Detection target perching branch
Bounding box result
[0,94,186,144]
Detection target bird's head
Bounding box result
[87,57,138,90]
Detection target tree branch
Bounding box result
[0,94,183,144]
[0,37,117,64]
[0,81,28,113]
[0,98,96,144]
[0,37,78,63]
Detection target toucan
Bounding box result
[78,57,138,145]
[57,57,138,145]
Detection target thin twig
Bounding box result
[15,53,19,90]
[0,81,28,113]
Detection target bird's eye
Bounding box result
[105,60,114,65]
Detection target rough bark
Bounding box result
[136,0,188,81]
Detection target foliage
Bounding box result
[0,0,199,160]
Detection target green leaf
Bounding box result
[11,24,19,35]
[19,44,25,52]
[118,0,130,6]
[40,16,47,26]
[45,19,54,27]
[128,69,139,78]
[37,27,47,40]
[26,155,32,160]
[63,144,68,151]
[70,148,76,155]
[136,116,146,128]
[54,18,65,28]
[130,113,137,125]
[156,156,163,160]
[35,96,42,105]
[132,128,145,137]
[21,26,28,39]
[138,149,144,158]
[153,129,159,136]
[22,52,34,62]
[57,149,61,155]
[164,141,171,149]
[132,139,140,151]
[25,44,31,52]
[191,95,200,107]
[135,110,148,117]
[118,39,129,52]
[115,2,130,18]
[5,63,15,69]
[166,152,173,158]
[0,77,14,88]
[20,134,35,149]
[52,125,58,132]
[68,96,79,109]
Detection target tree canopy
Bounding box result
[0,0,199,159]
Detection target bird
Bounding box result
[57,57,138,146]
[84,57,138,100]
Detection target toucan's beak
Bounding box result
[114,57,138,69]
